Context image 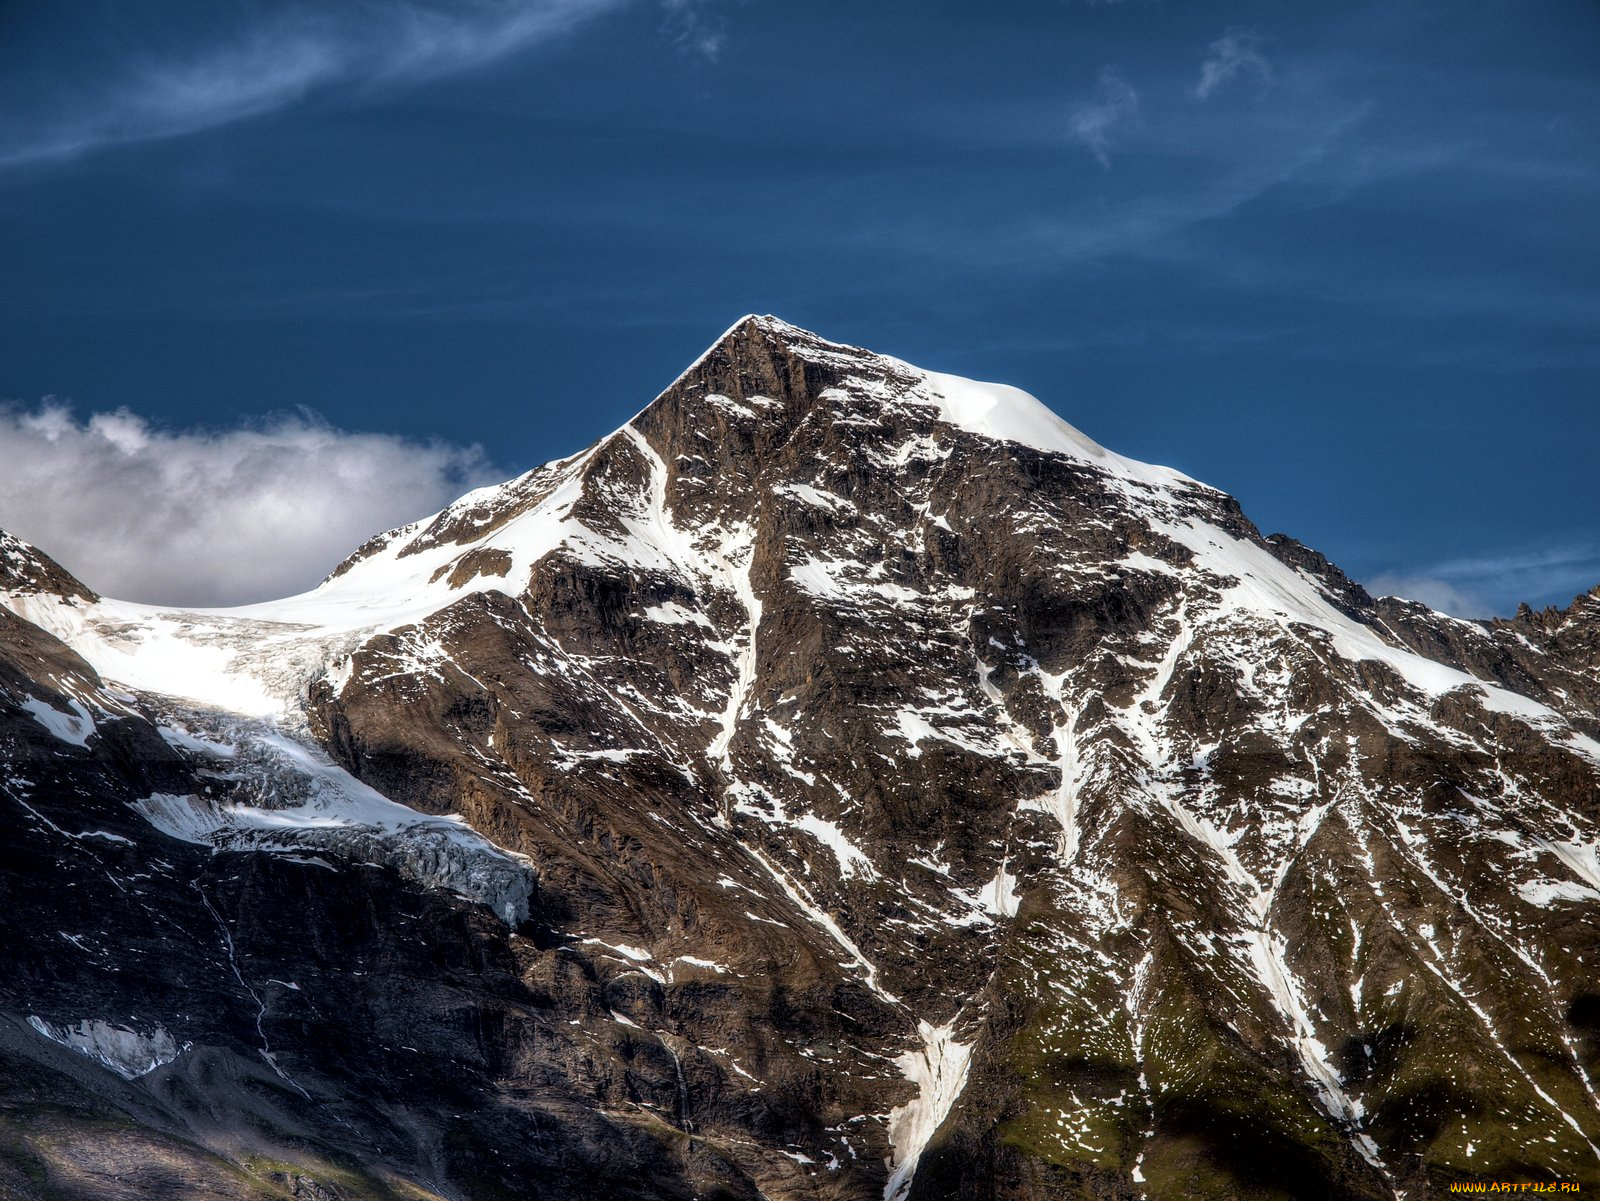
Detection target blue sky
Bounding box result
[0,0,1595,610]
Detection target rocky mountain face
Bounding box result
[2,317,1598,1201]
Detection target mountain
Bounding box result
[2,316,1598,1200]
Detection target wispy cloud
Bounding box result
[1194,28,1273,101]
[0,0,624,170]
[0,402,501,606]
[1069,67,1139,168]
[1364,573,1489,618]
[660,0,727,62]
[1366,542,1600,618]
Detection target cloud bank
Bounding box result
[0,404,501,606]
[1,0,624,169]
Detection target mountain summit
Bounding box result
[2,317,1598,1200]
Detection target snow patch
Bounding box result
[775,482,855,514]
[884,1021,973,1201]
[20,695,95,747]
[641,600,713,629]
[131,722,535,925]
[909,369,1193,490]
[978,862,1020,917]
[1518,879,1600,906]
[27,1016,181,1079]
[791,813,877,880]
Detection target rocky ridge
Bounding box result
[1,316,1597,1199]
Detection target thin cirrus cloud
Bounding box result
[1193,28,1273,101]
[1367,543,1600,618]
[0,403,503,607]
[0,0,627,170]
[1068,67,1140,168]
[660,0,727,61]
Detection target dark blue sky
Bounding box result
[1,0,1596,612]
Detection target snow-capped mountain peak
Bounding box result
[2,316,1598,1199]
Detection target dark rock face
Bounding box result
[3,317,1599,1199]
[0,531,97,603]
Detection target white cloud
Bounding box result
[1,0,624,169]
[1365,573,1489,619]
[1069,67,1140,168]
[1194,28,1273,101]
[0,403,501,606]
